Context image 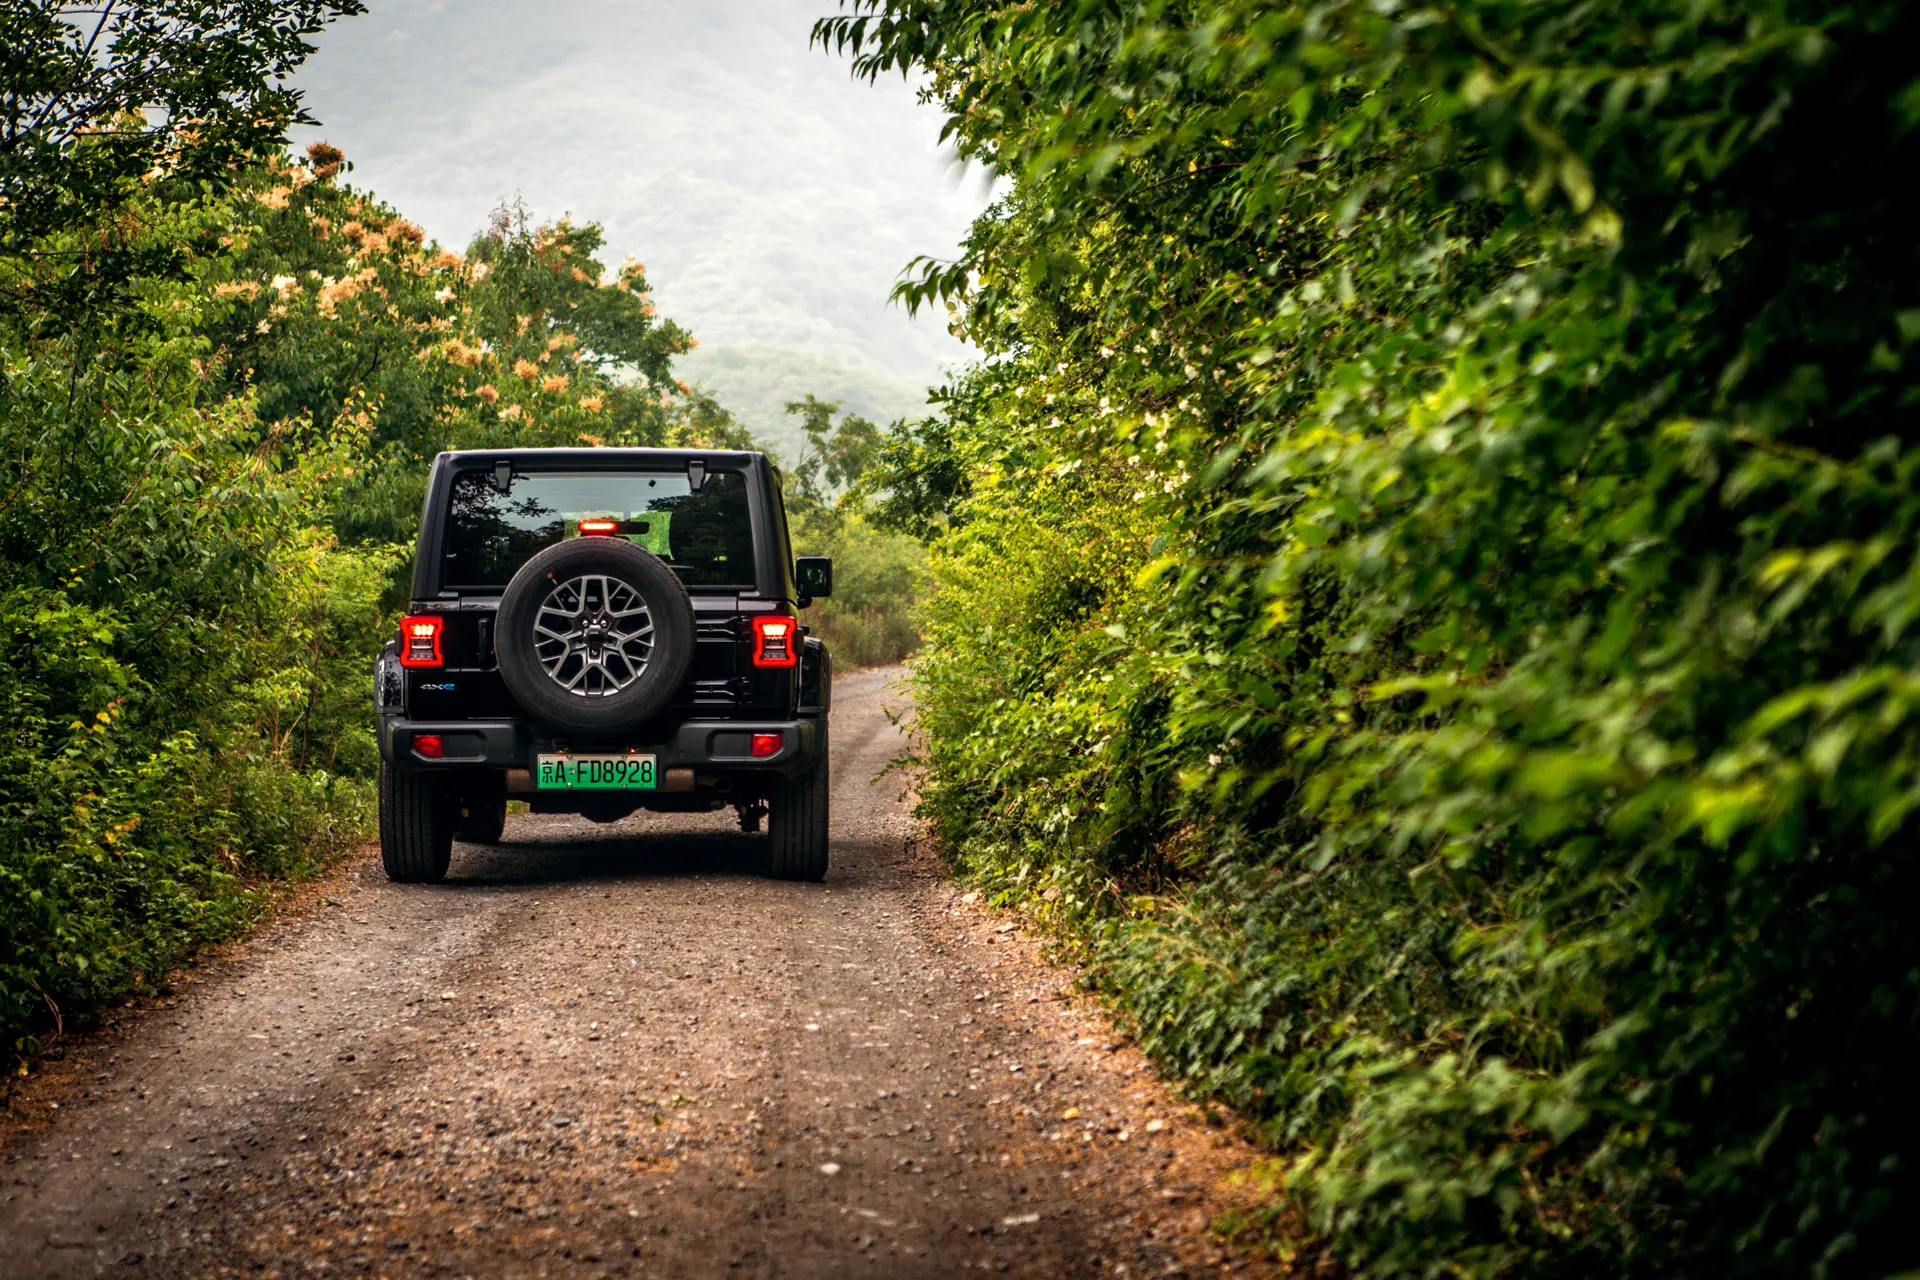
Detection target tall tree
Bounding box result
[1,0,363,328]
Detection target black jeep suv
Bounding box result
[374,448,834,884]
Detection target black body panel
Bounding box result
[378,715,823,780]
[379,448,827,813]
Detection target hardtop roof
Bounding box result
[435,447,770,468]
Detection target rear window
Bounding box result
[440,469,757,589]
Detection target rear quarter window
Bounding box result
[440,469,757,589]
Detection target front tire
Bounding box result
[764,726,829,882]
[380,763,453,883]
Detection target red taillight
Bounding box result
[399,615,443,668]
[751,615,799,668]
[578,518,618,536]
[413,733,445,759]
[751,732,781,758]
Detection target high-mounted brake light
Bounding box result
[751,615,800,668]
[578,518,618,536]
[751,732,782,758]
[398,614,444,668]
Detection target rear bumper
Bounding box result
[378,715,824,780]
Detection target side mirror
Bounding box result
[795,556,833,602]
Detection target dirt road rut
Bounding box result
[1,669,1271,1279]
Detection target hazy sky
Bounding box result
[288,0,992,387]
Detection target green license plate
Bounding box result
[536,753,657,790]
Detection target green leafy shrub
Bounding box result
[789,510,923,668]
[827,0,1920,1274]
[0,312,382,1050]
[0,4,717,1060]
[782,395,925,667]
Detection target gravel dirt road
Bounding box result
[1,669,1277,1279]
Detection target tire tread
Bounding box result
[765,727,829,882]
[495,539,696,734]
[380,762,452,883]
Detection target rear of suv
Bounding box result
[375,448,834,884]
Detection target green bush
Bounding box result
[809,603,919,670]
[780,396,925,668]
[1,0,737,1060]
[829,0,1920,1274]
[790,508,924,668]
[0,328,384,1050]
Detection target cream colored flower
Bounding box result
[315,268,377,318]
[442,339,484,368]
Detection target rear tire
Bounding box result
[764,725,829,882]
[380,763,453,883]
[455,791,507,844]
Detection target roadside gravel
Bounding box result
[1,668,1279,1279]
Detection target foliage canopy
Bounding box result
[0,4,752,1061]
[0,0,365,325]
[824,0,1920,1274]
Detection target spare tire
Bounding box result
[495,536,696,734]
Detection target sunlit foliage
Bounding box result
[0,7,712,1059]
[827,0,1920,1273]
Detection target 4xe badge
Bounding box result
[421,682,457,691]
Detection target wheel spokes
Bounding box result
[531,573,656,697]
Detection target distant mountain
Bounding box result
[286,0,994,390]
[676,344,939,462]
